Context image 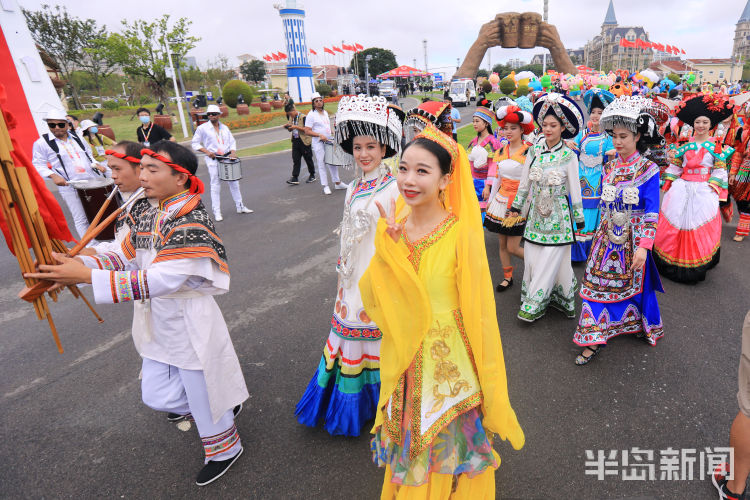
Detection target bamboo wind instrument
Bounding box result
[18,186,145,302]
[0,107,105,353]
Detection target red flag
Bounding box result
[681,48,686,55]
[278,51,287,59]
[310,48,317,55]
[333,46,344,53]
[666,45,673,53]
[272,53,280,61]
[263,55,270,61]
[355,43,363,50]
[324,46,335,55]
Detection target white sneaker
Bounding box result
[214,213,224,222]
[334,182,348,190]
[236,205,254,214]
[323,186,332,195]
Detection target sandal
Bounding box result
[575,345,603,366]
[734,235,745,242]
[495,277,513,292]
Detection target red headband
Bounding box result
[105,149,141,165]
[140,148,205,194]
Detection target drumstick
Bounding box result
[82,184,120,240]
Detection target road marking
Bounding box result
[3,376,45,399]
[69,329,131,367]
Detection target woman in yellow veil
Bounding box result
[360,125,524,499]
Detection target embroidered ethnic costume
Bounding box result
[360,125,523,498]
[296,95,403,436]
[574,153,665,346]
[79,189,248,473]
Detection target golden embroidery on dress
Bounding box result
[425,321,470,419]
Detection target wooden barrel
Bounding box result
[237,104,250,115]
[97,125,115,141]
[153,114,172,130]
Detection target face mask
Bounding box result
[89,126,98,134]
[139,115,151,125]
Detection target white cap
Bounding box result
[310,92,322,101]
[206,104,221,114]
[44,109,67,121]
[80,119,97,131]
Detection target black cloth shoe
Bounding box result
[306,175,316,183]
[195,447,243,486]
[233,403,242,418]
[167,412,189,422]
[286,177,299,185]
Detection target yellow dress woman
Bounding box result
[360,125,524,499]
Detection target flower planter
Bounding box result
[259,103,272,112]
[271,100,283,109]
[154,114,172,130]
[237,104,250,115]
[219,104,229,117]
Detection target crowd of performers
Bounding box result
[26,82,750,496]
[291,84,750,497]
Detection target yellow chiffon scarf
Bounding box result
[359,143,525,452]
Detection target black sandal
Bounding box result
[575,345,603,366]
[495,277,513,292]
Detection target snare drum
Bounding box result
[217,157,242,181]
[73,178,120,240]
[323,142,353,167]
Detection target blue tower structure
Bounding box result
[275,1,315,103]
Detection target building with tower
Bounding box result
[733,0,750,62]
[274,1,315,103]
[583,0,653,72]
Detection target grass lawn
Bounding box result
[456,123,477,149]
[236,139,291,158]
[90,104,288,142]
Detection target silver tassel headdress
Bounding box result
[334,94,403,159]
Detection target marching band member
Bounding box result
[191,104,252,221]
[31,109,106,239]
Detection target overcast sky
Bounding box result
[17,0,750,74]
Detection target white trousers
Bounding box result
[141,357,242,463]
[312,143,340,188]
[206,159,243,216]
[520,243,576,320]
[58,186,90,240]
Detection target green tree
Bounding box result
[315,82,332,97]
[79,32,121,104]
[222,80,253,108]
[106,15,199,104]
[350,48,397,80]
[499,77,516,95]
[22,4,98,109]
[240,60,267,84]
[476,69,489,78]
[667,73,681,85]
[492,63,512,79]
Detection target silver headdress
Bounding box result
[335,94,403,158]
[600,96,664,146]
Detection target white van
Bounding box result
[448,79,476,106]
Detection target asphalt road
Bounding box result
[1,136,748,499]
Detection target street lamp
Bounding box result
[365,55,373,96]
[168,39,194,134]
[163,40,189,138]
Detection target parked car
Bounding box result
[448,79,476,107]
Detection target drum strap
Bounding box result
[43,133,69,180]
